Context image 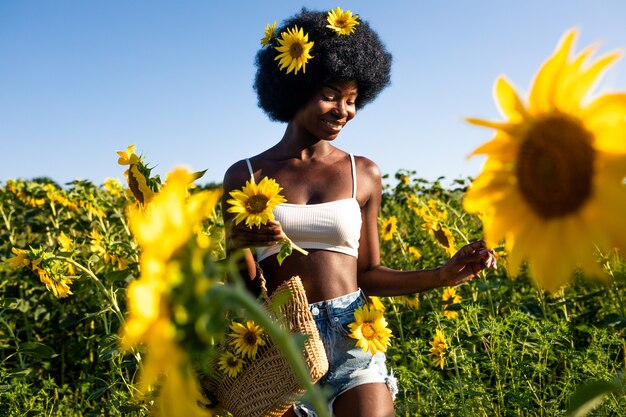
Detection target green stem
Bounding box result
[451,349,467,415]
[390,298,405,346]
[283,235,309,256]
[394,231,407,257]
[211,284,330,417]
[0,314,24,368]
[0,203,15,246]
[478,271,496,318]
[605,260,626,318]
[51,256,125,326]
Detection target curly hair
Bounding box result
[253,8,392,122]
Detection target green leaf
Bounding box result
[87,386,108,401]
[276,241,292,266]
[18,342,56,359]
[105,269,134,283]
[566,378,622,417]
[444,302,463,311]
[191,169,208,181]
[0,297,21,309]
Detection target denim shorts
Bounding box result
[293,289,398,417]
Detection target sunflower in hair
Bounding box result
[274,25,314,75]
[261,21,277,47]
[326,7,360,35]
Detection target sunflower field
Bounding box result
[1,154,625,417]
[3,31,626,416]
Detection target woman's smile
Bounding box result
[321,118,345,133]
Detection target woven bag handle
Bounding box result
[255,262,271,303]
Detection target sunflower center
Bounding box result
[227,356,239,367]
[244,332,258,346]
[336,18,347,28]
[289,42,304,58]
[433,228,450,248]
[362,323,376,340]
[245,195,269,214]
[516,115,594,219]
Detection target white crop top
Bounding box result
[250,155,362,261]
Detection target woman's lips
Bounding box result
[321,119,344,133]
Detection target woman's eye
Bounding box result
[322,94,335,101]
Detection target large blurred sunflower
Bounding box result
[227,177,287,228]
[464,29,626,292]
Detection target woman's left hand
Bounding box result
[438,240,496,287]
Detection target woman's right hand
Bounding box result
[227,219,284,250]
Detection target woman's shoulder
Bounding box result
[353,155,382,181]
[351,155,382,205]
[223,159,253,191]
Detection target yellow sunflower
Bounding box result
[407,194,420,214]
[326,7,360,35]
[408,246,422,261]
[5,247,31,269]
[430,224,456,257]
[57,232,73,252]
[348,305,392,355]
[442,287,462,320]
[381,215,398,241]
[368,296,386,312]
[57,232,76,275]
[34,266,73,298]
[218,351,245,378]
[274,25,314,75]
[464,29,626,292]
[127,164,155,205]
[227,176,287,228]
[228,320,266,359]
[116,144,139,165]
[260,21,276,47]
[103,177,124,197]
[400,293,420,310]
[429,328,447,369]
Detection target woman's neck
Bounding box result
[274,122,336,161]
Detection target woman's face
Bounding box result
[293,80,358,141]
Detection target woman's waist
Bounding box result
[259,252,358,303]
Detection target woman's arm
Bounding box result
[355,157,495,297]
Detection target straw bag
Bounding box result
[205,272,329,417]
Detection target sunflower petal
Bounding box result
[584,94,626,152]
[530,29,577,113]
[495,76,528,122]
[560,51,621,112]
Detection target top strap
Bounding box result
[349,154,357,198]
[245,158,255,184]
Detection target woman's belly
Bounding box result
[258,249,358,303]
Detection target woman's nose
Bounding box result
[333,100,349,117]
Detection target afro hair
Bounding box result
[253,8,392,122]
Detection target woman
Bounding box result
[222,8,496,417]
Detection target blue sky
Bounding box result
[2,1,626,187]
